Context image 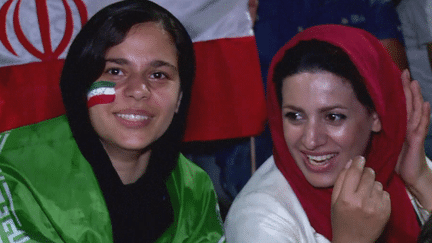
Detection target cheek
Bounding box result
[283,121,302,149]
[88,106,106,133]
[328,126,355,143]
[329,122,372,155]
[88,106,99,124]
[152,89,181,113]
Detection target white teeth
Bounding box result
[116,114,149,121]
[307,154,336,164]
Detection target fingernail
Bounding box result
[357,156,365,168]
[375,181,382,190]
[345,159,353,169]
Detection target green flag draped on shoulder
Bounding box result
[0,116,224,242]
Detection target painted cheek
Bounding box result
[87,81,117,108]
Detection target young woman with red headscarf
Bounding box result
[225,24,432,242]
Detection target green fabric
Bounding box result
[158,154,224,243]
[0,116,224,242]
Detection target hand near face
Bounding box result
[331,156,391,243]
[396,69,432,210]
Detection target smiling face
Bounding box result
[281,71,381,188]
[88,22,181,156]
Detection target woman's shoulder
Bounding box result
[173,154,214,186]
[0,115,81,170]
[0,115,84,175]
[1,115,73,150]
[0,116,112,242]
[167,154,219,203]
[230,156,295,203]
[224,156,329,243]
[160,154,224,243]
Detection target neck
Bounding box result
[101,141,151,185]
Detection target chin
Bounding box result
[122,143,152,151]
[305,175,337,188]
[112,137,150,151]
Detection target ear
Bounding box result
[175,92,183,113]
[371,112,382,132]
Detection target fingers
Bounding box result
[406,80,430,143]
[334,156,387,204]
[339,156,366,199]
[402,69,411,83]
[356,167,389,214]
[400,69,430,137]
[402,69,413,119]
[409,80,424,128]
[330,155,391,243]
[369,181,391,218]
[372,181,383,195]
[412,101,432,145]
[357,167,376,197]
[403,72,429,140]
[369,181,385,202]
[420,102,431,137]
[332,162,349,204]
[420,102,431,133]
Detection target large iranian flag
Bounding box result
[0,0,266,142]
[156,0,266,141]
[0,0,118,133]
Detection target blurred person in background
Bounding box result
[397,0,432,158]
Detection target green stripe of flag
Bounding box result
[88,81,116,91]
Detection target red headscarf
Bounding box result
[267,24,420,242]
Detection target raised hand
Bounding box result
[331,156,391,243]
[396,70,432,210]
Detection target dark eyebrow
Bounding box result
[149,60,178,71]
[104,59,178,71]
[282,104,348,113]
[105,58,129,65]
[318,105,348,113]
[282,105,304,112]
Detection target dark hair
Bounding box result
[273,40,374,113]
[60,0,195,179]
[419,216,432,243]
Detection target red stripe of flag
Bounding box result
[184,36,266,142]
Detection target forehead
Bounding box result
[282,71,357,106]
[104,21,178,63]
[127,21,167,37]
[123,21,172,46]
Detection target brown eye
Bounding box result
[284,112,304,122]
[107,68,123,75]
[150,72,167,79]
[326,113,346,122]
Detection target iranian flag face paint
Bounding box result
[87,81,116,108]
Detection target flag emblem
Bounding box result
[87,81,116,108]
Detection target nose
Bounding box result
[302,120,327,150]
[123,75,151,100]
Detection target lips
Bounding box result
[301,152,338,172]
[116,113,149,121]
[306,154,337,165]
[114,109,154,128]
